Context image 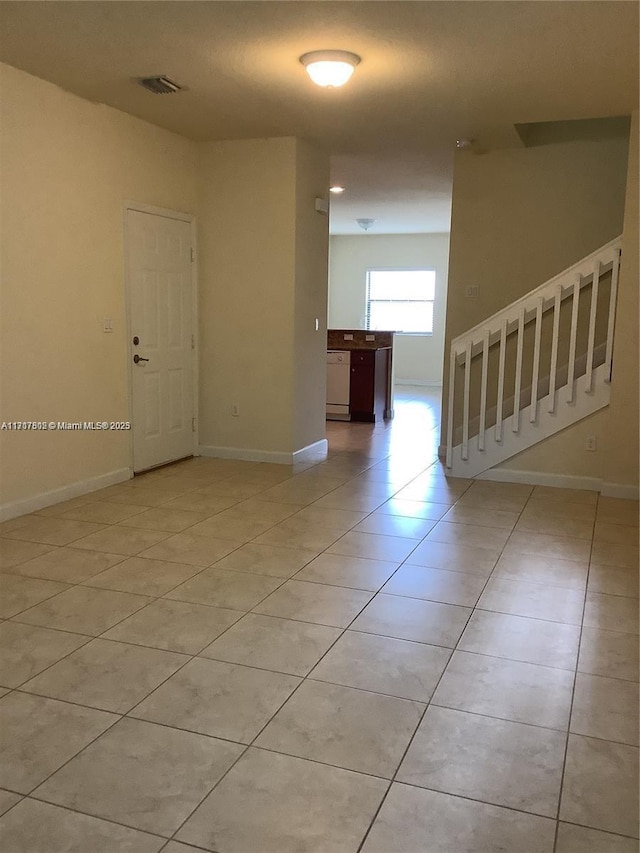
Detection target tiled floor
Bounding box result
[0,386,638,852]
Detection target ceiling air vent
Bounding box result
[137,76,182,95]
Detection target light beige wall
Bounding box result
[197,136,330,457]
[497,410,609,480]
[445,136,628,345]
[600,110,639,492]
[197,137,298,455]
[443,133,630,478]
[498,123,637,487]
[0,63,198,508]
[293,140,330,452]
[328,234,450,384]
[1,62,330,514]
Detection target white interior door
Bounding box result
[126,209,195,472]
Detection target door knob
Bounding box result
[133,354,149,364]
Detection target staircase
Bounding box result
[445,237,622,478]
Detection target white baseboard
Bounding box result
[443,459,640,498]
[475,468,602,492]
[0,467,132,522]
[199,440,328,466]
[600,482,640,500]
[292,439,329,464]
[198,445,293,464]
[395,379,443,387]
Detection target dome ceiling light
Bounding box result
[329,186,346,194]
[299,50,361,88]
[356,218,375,231]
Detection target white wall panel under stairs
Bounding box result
[448,362,611,478]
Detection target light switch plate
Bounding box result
[344,333,354,340]
[103,318,113,332]
[365,334,375,341]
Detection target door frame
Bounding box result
[123,201,199,473]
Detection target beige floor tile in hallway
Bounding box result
[0,386,638,852]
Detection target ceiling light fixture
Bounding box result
[300,50,361,88]
[356,218,375,232]
[329,186,346,194]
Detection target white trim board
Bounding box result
[395,379,443,387]
[123,201,193,222]
[0,467,132,522]
[474,468,602,492]
[600,482,640,500]
[446,463,639,499]
[293,439,328,464]
[199,439,328,466]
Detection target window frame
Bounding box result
[365,267,436,337]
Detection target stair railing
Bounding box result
[446,237,622,469]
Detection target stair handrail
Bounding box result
[450,236,622,360]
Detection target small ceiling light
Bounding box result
[330,186,346,194]
[300,50,361,88]
[356,218,375,232]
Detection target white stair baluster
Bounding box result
[530,297,543,422]
[548,286,562,413]
[462,341,472,460]
[445,347,456,468]
[605,248,621,383]
[478,330,489,450]
[512,307,525,433]
[495,319,507,441]
[566,275,581,403]
[585,260,600,393]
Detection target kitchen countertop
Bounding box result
[329,345,391,351]
[327,329,394,350]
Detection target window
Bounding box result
[365,269,436,335]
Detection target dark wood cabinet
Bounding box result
[349,348,391,422]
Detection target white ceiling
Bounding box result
[1,2,637,235]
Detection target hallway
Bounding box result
[0,387,637,852]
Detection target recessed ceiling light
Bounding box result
[300,51,361,88]
[330,186,346,194]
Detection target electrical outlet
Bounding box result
[465,285,479,298]
[231,403,240,417]
[585,435,597,452]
